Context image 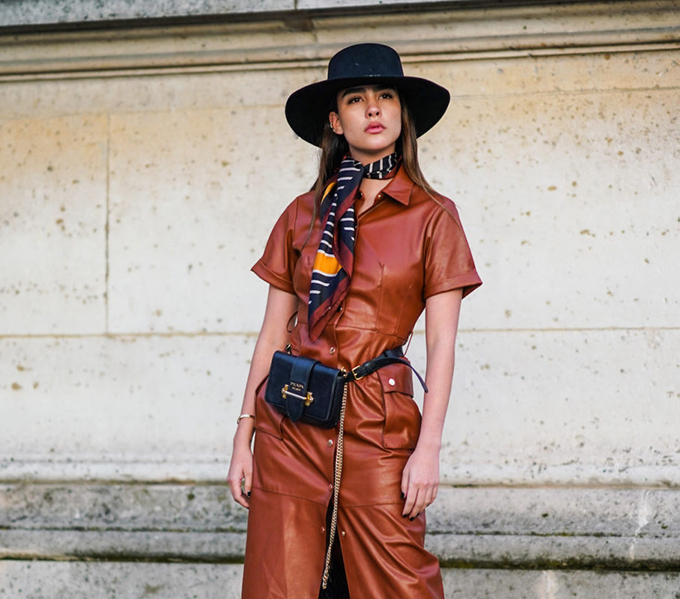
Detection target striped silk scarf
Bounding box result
[308,152,399,341]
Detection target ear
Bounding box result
[329,111,343,135]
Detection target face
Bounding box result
[329,84,402,165]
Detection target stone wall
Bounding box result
[1,1,679,597]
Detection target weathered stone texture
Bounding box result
[3,484,680,569]
[0,0,294,28]
[0,562,244,599]
[107,107,315,334]
[2,328,677,484]
[0,335,254,481]
[0,115,108,335]
[2,563,680,599]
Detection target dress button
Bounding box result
[388,378,396,386]
[341,531,346,537]
[329,347,336,355]
[338,305,343,313]
[327,439,334,447]
[328,483,334,491]
[321,527,325,534]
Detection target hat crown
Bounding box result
[327,43,404,81]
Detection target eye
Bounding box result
[379,91,394,99]
[346,95,362,104]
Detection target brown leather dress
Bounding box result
[243,167,481,599]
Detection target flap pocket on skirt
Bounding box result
[378,363,420,450]
[254,375,284,440]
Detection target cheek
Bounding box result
[392,105,403,125]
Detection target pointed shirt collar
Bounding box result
[379,164,415,206]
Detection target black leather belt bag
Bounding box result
[264,347,427,428]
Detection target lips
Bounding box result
[365,122,385,133]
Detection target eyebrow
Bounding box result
[340,85,395,98]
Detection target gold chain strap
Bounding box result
[321,381,348,590]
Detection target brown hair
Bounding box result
[309,92,436,224]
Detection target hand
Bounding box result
[227,438,253,509]
[401,445,440,519]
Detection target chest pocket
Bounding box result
[378,363,421,450]
[341,238,385,330]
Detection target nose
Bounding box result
[366,97,381,117]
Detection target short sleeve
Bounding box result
[251,199,299,294]
[423,202,482,300]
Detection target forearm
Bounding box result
[418,343,455,451]
[416,288,463,452]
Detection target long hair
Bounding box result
[309,93,436,225]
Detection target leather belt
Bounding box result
[345,346,428,393]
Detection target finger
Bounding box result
[402,483,417,517]
[240,476,252,508]
[400,469,409,501]
[244,467,253,497]
[412,485,435,518]
[406,487,423,519]
[227,476,240,501]
[228,476,250,509]
[421,486,435,509]
[416,492,428,519]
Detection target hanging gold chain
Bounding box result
[321,381,348,590]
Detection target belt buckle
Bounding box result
[350,365,365,381]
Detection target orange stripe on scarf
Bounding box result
[312,252,342,276]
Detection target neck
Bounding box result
[349,147,397,166]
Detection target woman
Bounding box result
[227,43,481,599]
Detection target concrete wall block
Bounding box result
[4,7,680,87]
[311,3,680,54]
[0,335,255,481]
[2,561,680,599]
[3,484,680,570]
[442,569,680,599]
[0,561,244,599]
[405,329,680,486]
[418,87,680,331]
[0,114,108,335]
[0,529,245,562]
[107,107,316,334]
[2,328,678,485]
[0,70,323,120]
[0,484,243,531]
[0,0,295,28]
[427,487,680,538]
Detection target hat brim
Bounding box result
[285,75,450,147]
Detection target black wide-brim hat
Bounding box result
[285,43,450,147]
